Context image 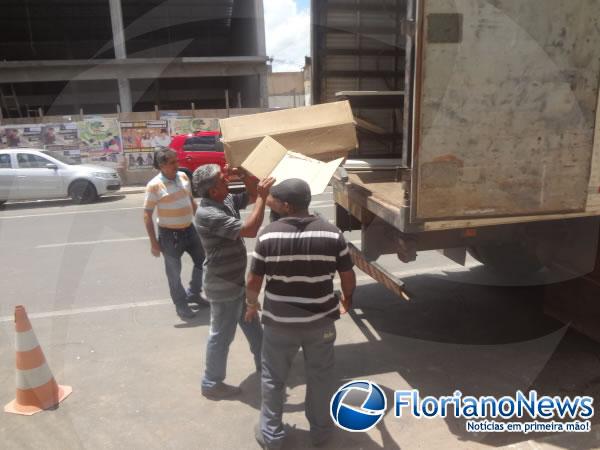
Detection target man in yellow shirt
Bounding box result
[143,148,206,320]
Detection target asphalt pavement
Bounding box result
[0,190,599,449]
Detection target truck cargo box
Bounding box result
[313,0,600,230]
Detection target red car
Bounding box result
[169,131,242,194]
[169,131,224,178]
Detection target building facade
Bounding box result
[0,0,268,117]
[267,71,305,109]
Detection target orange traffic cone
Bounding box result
[4,305,72,415]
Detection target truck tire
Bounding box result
[70,180,97,204]
[468,242,544,276]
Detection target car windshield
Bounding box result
[43,151,81,165]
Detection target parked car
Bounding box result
[169,131,224,178]
[0,148,121,205]
[168,131,243,193]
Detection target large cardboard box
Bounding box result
[219,101,357,168]
[241,136,344,195]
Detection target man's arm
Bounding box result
[244,271,264,322]
[143,185,161,257]
[239,177,275,238]
[226,166,259,204]
[338,269,356,314]
[180,172,197,214]
[244,175,259,205]
[143,210,161,257]
[335,232,356,313]
[245,237,267,322]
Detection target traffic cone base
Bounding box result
[5,383,72,416]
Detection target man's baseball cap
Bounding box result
[270,178,312,209]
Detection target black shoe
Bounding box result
[254,423,282,450]
[201,382,241,400]
[176,303,197,320]
[187,292,210,307]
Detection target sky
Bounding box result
[263,0,310,72]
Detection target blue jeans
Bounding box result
[202,299,263,389]
[159,226,204,306]
[260,324,336,447]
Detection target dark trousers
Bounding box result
[260,323,336,447]
[158,225,204,306]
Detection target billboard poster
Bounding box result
[77,117,124,168]
[121,120,170,151]
[168,117,219,136]
[126,151,155,170]
[0,123,80,151]
[121,120,169,170]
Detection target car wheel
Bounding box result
[70,180,98,204]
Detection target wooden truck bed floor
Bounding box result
[337,170,600,233]
[346,171,406,210]
[333,171,410,232]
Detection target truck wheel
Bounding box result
[468,243,544,276]
[70,180,97,204]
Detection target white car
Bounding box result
[0,148,121,205]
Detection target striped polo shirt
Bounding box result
[250,215,354,329]
[144,172,194,229]
[194,192,249,302]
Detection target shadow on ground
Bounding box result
[277,271,600,449]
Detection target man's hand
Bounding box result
[150,241,161,257]
[339,293,352,314]
[257,177,276,200]
[223,164,241,181]
[244,302,261,322]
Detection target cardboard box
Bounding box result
[219,101,357,168]
[241,136,344,195]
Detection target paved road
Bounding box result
[0,191,599,449]
[0,189,464,319]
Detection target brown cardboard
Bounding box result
[219,101,357,168]
[241,136,345,195]
[240,136,287,180]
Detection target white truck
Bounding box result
[311,0,600,296]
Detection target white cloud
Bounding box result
[263,0,310,72]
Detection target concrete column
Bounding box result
[258,73,268,109]
[254,0,267,57]
[109,0,132,112]
[254,0,268,109]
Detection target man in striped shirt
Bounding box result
[193,164,275,400]
[143,148,206,321]
[245,179,356,449]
